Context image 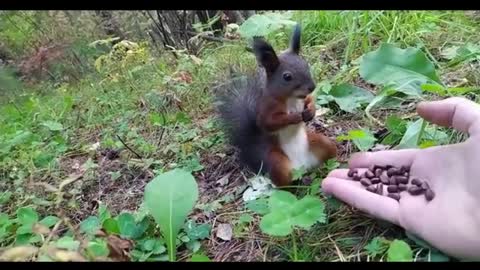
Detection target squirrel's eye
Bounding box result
[283,72,292,81]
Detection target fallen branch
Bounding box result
[116,135,142,159]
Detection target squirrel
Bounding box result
[215,24,337,187]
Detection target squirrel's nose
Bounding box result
[307,83,316,92]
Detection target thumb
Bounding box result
[417,97,480,136]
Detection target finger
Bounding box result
[417,97,480,136]
[349,149,419,169]
[322,177,400,225]
[326,169,349,179]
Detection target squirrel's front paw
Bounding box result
[302,109,315,122]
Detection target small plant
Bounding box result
[258,190,326,237]
[144,169,199,262]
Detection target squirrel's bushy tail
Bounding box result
[214,69,268,174]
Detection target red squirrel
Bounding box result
[216,24,337,187]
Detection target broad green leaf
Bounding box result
[102,218,120,234]
[328,84,374,113]
[360,43,442,96]
[260,211,292,237]
[16,224,33,235]
[41,121,63,131]
[268,190,297,213]
[396,119,425,149]
[387,240,413,262]
[245,198,269,215]
[290,196,326,228]
[87,239,109,258]
[79,216,100,236]
[144,169,199,262]
[184,220,211,240]
[16,207,38,225]
[189,253,211,262]
[55,236,80,251]
[239,12,296,38]
[117,212,136,239]
[39,216,59,228]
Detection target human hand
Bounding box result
[322,97,480,260]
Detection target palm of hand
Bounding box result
[322,97,480,260]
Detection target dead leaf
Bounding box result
[315,107,330,117]
[106,235,133,261]
[32,223,50,235]
[216,172,231,187]
[0,246,38,261]
[216,223,233,241]
[47,249,86,262]
[190,55,203,66]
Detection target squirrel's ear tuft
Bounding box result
[252,37,279,75]
[290,24,301,54]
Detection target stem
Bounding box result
[416,119,428,146]
[291,230,298,262]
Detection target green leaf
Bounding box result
[0,213,9,226]
[117,212,137,239]
[0,191,12,205]
[238,12,296,38]
[291,167,306,181]
[184,220,211,241]
[337,129,377,152]
[290,196,326,228]
[87,239,109,258]
[39,216,59,228]
[102,218,120,234]
[41,121,63,131]
[144,169,199,262]
[327,84,374,113]
[16,224,33,235]
[364,237,390,257]
[446,43,480,66]
[260,211,293,237]
[55,236,80,251]
[79,216,100,236]
[189,253,211,262]
[16,207,38,225]
[382,116,408,145]
[238,214,254,223]
[396,119,425,149]
[360,43,442,96]
[387,240,413,262]
[268,190,296,213]
[421,83,447,96]
[98,204,111,224]
[245,198,269,215]
[260,191,327,236]
[186,240,201,253]
[429,251,450,262]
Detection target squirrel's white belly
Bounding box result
[277,98,319,170]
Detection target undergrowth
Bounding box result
[0,10,479,262]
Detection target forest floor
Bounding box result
[1,11,480,262]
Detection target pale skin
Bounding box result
[322,97,480,260]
